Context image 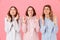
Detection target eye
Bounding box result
[47,8,49,10]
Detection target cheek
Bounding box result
[44,10,47,13]
[28,10,33,16]
[47,10,50,14]
[10,10,16,15]
[29,11,33,15]
[28,11,31,14]
[10,11,13,15]
[31,11,33,15]
[13,11,16,14]
[28,11,30,15]
[44,10,50,13]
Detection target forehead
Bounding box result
[10,7,15,10]
[28,7,33,10]
[45,7,49,9]
[44,7,50,9]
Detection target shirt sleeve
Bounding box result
[22,19,27,33]
[5,18,13,33]
[39,19,47,34]
[13,18,21,33]
[52,18,58,33]
[35,20,40,32]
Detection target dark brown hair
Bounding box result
[42,5,53,21]
[26,6,36,16]
[7,6,19,22]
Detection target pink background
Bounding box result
[0,0,60,40]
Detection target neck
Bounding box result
[28,16,33,19]
[12,16,15,19]
[29,15,32,18]
[45,14,49,18]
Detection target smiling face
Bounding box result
[44,7,50,15]
[28,7,33,17]
[10,7,16,16]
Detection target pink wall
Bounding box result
[0,0,60,40]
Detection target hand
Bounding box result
[15,14,19,20]
[6,15,11,22]
[22,17,26,23]
[53,15,57,25]
[36,15,40,20]
[35,15,40,22]
[35,18,39,23]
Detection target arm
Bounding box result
[39,17,47,34]
[35,19,40,32]
[53,16,58,33]
[5,18,13,33]
[22,17,27,33]
[22,22,27,33]
[13,19,21,33]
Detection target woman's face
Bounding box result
[28,7,33,17]
[44,7,50,15]
[10,7,16,16]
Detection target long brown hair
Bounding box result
[7,6,19,22]
[42,5,53,21]
[26,6,36,16]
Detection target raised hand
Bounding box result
[6,15,11,22]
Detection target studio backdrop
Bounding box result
[0,0,60,40]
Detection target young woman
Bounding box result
[39,5,58,40]
[22,6,40,40]
[5,6,22,40]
